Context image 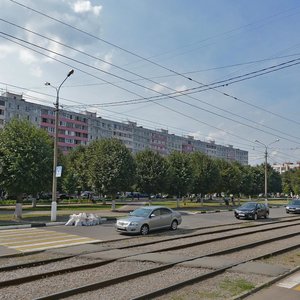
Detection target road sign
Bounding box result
[56,166,62,177]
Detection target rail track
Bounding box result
[0,216,299,299]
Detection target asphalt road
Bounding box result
[40,206,290,241]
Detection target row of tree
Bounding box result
[61,139,282,199]
[1,119,296,217]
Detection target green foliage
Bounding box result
[166,151,193,197]
[87,139,135,196]
[135,149,168,195]
[0,119,53,199]
[190,152,220,195]
[216,159,242,194]
[282,169,300,195]
[62,145,90,194]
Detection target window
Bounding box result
[0,100,5,106]
[151,209,160,217]
[160,208,171,215]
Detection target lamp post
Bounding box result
[45,69,74,221]
[254,138,279,205]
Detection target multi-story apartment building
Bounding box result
[272,162,300,174]
[0,91,248,164]
[0,92,88,152]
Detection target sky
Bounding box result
[1,0,300,166]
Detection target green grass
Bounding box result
[219,277,255,295]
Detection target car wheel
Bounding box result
[140,224,149,235]
[170,220,178,230]
[235,216,240,219]
[264,212,269,219]
[286,211,289,214]
[253,213,258,220]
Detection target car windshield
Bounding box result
[290,200,300,205]
[130,208,152,217]
[240,203,257,209]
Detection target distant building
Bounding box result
[0,91,248,164]
[272,162,300,174]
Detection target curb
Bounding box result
[232,265,300,300]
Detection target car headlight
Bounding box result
[129,221,139,226]
[286,206,290,209]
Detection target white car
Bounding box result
[115,206,182,235]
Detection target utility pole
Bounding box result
[255,139,279,205]
[45,69,74,221]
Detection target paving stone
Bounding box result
[121,252,190,264]
[179,256,239,269]
[82,248,141,260]
[230,261,290,277]
[46,243,105,255]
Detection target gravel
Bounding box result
[0,221,299,299]
[154,271,271,300]
[67,266,211,300]
[0,261,158,300]
[0,252,69,268]
[0,256,103,281]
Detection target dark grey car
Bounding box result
[234,202,269,220]
[286,199,300,214]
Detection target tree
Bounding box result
[282,170,293,196]
[87,139,135,198]
[239,164,255,197]
[216,159,242,195]
[0,119,53,218]
[62,145,90,196]
[166,151,192,197]
[190,152,220,196]
[283,169,300,196]
[135,149,168,197]
[268,167,282,194]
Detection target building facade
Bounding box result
[0,92,248,164]
[272,162,300,174]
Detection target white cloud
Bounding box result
[72,0,102,16]
[0,44,15,58]
[175,85,187,92]
[94,51,114,72]
[19,49,38,65]
[30,65,43,78]
[151,82,169,93]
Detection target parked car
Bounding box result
[234,202,269,220]
[115,206,182,235]
[286,199,300,214]
[81,191,94,199]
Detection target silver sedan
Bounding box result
[115,206,182,235]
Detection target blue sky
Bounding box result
[1,0,300,165]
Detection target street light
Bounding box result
[254,138,279,205]
[45,69,74,221]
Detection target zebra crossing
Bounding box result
[0,227,101,253]
[277,272,300,292]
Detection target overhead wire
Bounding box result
[6,0,300,162]
[7,1,300,135]
[3,30,300,147]
[9,0,300,130]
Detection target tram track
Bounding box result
[34,232,300,300]
[0,217,299,299]
[1,215,300,272]
[1,218,300,268]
